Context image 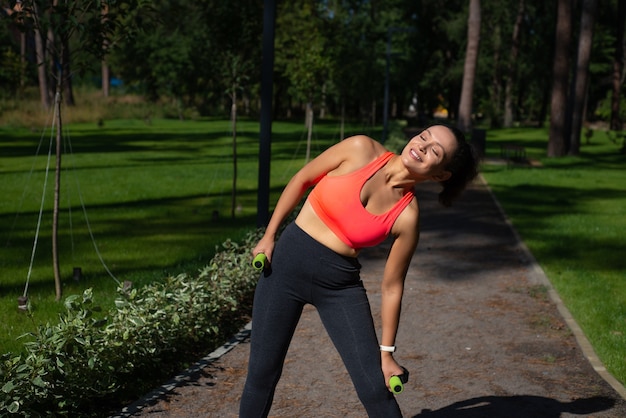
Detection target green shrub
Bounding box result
[0,229,263,417]
[594,90,626,122]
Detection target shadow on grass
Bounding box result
[0,188,272,294]
[479,181,625,273]
[0,123,339,161]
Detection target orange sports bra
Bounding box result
[308,151,415,249]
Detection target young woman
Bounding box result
[239,124,479,417]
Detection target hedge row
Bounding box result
[0,229,263,417]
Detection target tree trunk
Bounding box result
[32,3,50,109]
[504,0,525,128]
[537,79,551,127]
[340,99,346,140]
[371,99,376,127]
[457,0,481,133]
[610,0,626,130]
[569,0,598,156]
[490,23,501,128]
[231,88,238,219]
[305,101,313,163]
[20,32,26,89]
[548,0,573,157]
[319,82,326,119]
[52,86,63,302]
[102,3,110,98]
[46,24,57,102]
[102,61,110,98]
[62,37,75,106]
[11,0,26,90]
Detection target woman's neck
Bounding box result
[384,155,426,190]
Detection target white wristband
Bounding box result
[379,345,396,353]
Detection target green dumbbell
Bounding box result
[389,366,409,394]
[252,253,267,271]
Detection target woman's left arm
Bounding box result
[380,204,420,385]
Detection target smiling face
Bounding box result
[400,125,459,181]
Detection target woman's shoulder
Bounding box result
[341,135,389,160]
[318,135,391,176]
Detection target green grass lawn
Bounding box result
[480,127,626,385]
[0,116,373,354]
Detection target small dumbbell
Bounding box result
[252,253,267,271]
[389,367,409,394]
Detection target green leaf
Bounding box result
[114,299,128,308]
[8,400,20,413]
[15,364,30,374]
[32,376,47,388]
[1,381,16,393]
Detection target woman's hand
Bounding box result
[381,352,405,391]
[252,234,276,264]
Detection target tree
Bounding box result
[101,2,110,97]
[223,53,252,218]
[2,1,50,107]
[4,0,624,151]
[1,1,28,96]
[9,0,150,300]
[332,0,401,130]
[569,0,598,155]
[411,0,465,122]
[610,0,626,130]
[209,0,261,218]
[108,1,201,106]
[502,1,555,126]
[503,0,525,128]
[477,0,524,128]
[458,0,481,132]
[29,2,51,107]
[275,0,330,161]
[22,1,76,108]
[548,0,573,157]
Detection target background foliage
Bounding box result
[1,0,623,130]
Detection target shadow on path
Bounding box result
[413,395,616,418]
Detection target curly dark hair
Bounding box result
[435,124,480,207]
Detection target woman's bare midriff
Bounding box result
[295,200,360,258]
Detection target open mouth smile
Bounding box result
[410,149,422,162]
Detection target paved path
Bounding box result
[116,179,626,418]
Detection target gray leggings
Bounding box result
[239,222,402,417]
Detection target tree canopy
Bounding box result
[1,0,624,148]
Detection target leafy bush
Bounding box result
[0,48,25,99]
[594,90,626,123]
[0,229,263,417]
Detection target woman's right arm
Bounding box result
[252,135,381,261]
[251,168,320,261]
